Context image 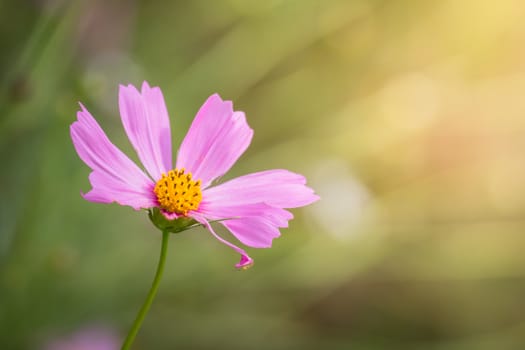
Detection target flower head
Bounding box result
[70,82,319,268]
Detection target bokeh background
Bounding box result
[2,0,525,349]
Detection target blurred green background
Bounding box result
[2,0,525,349]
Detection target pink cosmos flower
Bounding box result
[70,82,319,268]
[42,326,119,350]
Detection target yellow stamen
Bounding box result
[154,168,202,215]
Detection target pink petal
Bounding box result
[70,103,157,210]
[176,94,253,188]
[197,201,293,228]
[222,217,282,248]
[160,209,182,220]
[196,202,292,248]
[236,254,254,269]
[197,170,318,248]
[191,213,254,269]
[83,172,156,210]
[203,169,320,208]
[119,82,172,180]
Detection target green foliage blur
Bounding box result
[2,0,525,349]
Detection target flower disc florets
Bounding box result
[154,168,202,215]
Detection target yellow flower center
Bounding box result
[154,168,202,215]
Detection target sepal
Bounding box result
[148,207,198,233]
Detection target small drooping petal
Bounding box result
[236,254,253,269]
[192,213,254,269]
[176,94,253,188]
[70,103,156,210]
[203,169,320,208]
[119,82,172,180]
[160,209,182,221]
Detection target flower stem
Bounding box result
[121,230,170,350]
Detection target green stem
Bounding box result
[121,230,170,350]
